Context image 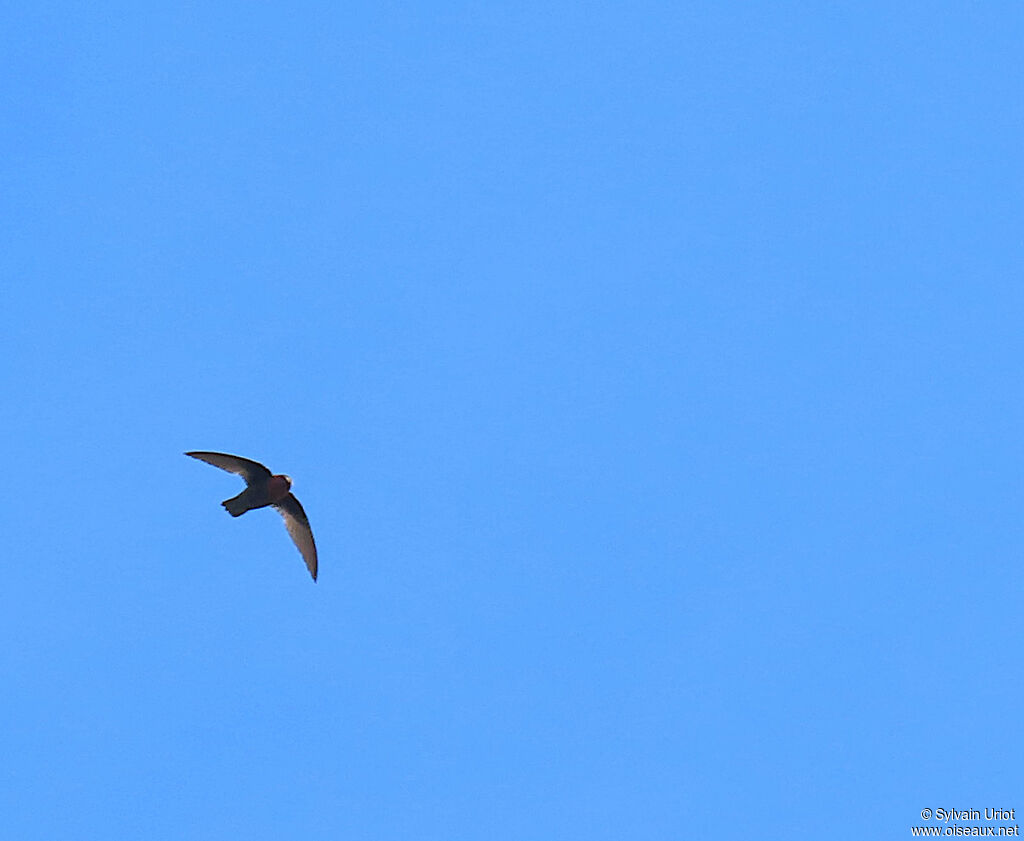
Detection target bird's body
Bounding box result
[222,473,293,516]
[185,451,319,581]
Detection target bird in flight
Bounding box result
[185,451,318,581]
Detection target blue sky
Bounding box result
[2,2,1022,838]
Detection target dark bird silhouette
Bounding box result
[185,451,318,581]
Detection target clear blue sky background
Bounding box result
[1,2,1021,839]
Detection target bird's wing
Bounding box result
[185,451,272,484]
[274,493,318,581]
